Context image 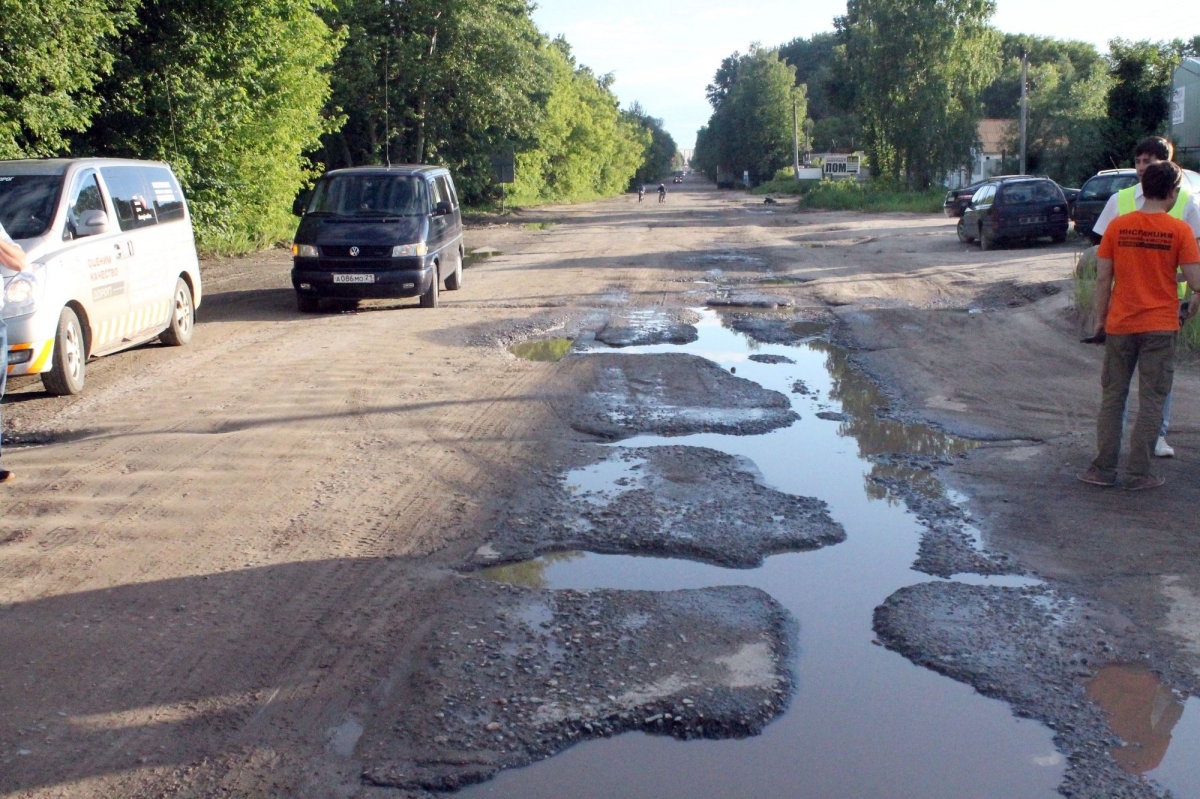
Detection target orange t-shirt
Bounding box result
[1097,210,1200,334]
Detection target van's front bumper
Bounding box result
[291,258,434,300]
[3,313,57,376]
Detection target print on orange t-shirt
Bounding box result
[1097,210,1200,335]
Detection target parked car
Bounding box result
[1,157,202,395]
[943,175,1033,217]
[956,176,1069,250]
[290,166,464,312]
[1073,167,1200,243]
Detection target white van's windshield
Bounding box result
[308,174,429,217]
[0,174,63,239]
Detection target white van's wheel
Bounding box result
[445,249,463,291]
[41,307,87,396]
[160,278,195,346]
[420,264,440,308]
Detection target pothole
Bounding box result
[510,338,574,362]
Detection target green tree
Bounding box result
[0,0,135,158]
[80,0,343,251]
[836,0,1000,187]
[508,40,648,203]
[625,103,678,186]
[695,46,802,185]
[1100,39,1178,169]
[319,0,553,203]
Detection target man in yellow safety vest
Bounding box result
[1092,137,1200,458]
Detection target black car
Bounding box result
[1072,169,1138,243]
[942,175,1028,217]
[290,165,465,312]
[956,176,1069,250]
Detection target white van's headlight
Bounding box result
[391,243,427,257]
[292,244,319,258]
[2,265,44,319]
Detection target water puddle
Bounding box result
[464,248,504,268]
[460,309,1065,798]
[510,337,574,362]
[1086,664,1200,792]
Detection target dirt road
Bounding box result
[3,178,1199,797]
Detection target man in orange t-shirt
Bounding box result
[1080,162,1200,490]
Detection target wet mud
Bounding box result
[874,581,1164,798]
[470,444,845,570]
[359,579,793,792]
[555,352,798,440]
[594,309,699,348]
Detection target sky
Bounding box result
[530,0,1200,151]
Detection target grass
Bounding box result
[751,178,944,213]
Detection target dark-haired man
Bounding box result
[1092,136,1200,457]
[1080,162,1200,490]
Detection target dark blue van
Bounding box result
[290,166,465,311]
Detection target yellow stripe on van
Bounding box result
[29,339,54,372]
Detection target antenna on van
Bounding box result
[164,70,180,159]
[384,40,391,168]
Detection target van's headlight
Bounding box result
[2,264,44,319]
[391,243,427,257]
[292,244,319,257]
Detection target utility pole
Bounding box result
[792,89,801,181]
[1019,52,1028,175]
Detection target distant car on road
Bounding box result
[943,175,1028,217]
[1072,167,1200,243]
[673,177,683,184]
[956,176,1069,250]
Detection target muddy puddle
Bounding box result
[461,309,1066,798]
[510,338,574,362]
[1087,664,1200,794]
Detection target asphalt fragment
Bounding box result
[875,582,1167,799]
[360,580,794,792]
[470,445,844,570]
[555,352,798,440]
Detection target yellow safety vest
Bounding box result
[1115,185,1191,299]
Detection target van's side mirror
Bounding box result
[292,195,309,217]
[434,200,453,216]
[78,210,110,236]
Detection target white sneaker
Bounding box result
[1154,437,1175,458]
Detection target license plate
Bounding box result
[333,274,374,284]
[1019,216,1047,225]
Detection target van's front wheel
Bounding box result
[159,278,195,346]
[420,265,440,308]
[42,307,87,396]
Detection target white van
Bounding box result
[1,158,202,394]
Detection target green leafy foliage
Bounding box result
[0,0,135,158]
[506,41,649,205]
[625,103,678,187]
[693,47,802,185]
[835,0,1000,188]
[78,0,343,252]
[1100,39,1178,169]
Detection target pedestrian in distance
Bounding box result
[658,183,666,204]
[637,184,645,203]
[1091,136,1200,458]
[0,219,29,483]
[1079,162,1200,491]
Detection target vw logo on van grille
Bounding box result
[349,246,360,257]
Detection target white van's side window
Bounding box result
[429,178,445,209]
[144,167,186,223]
[100,166,158,230]
[66,171,107,240]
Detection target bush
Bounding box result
[752,178,944,213]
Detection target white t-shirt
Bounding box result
[1092,183,1200,238]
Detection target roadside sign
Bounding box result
[822,154,860,177]
[1174,87,1186,125]
[743,170,750,188]
[490,150,515,184]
